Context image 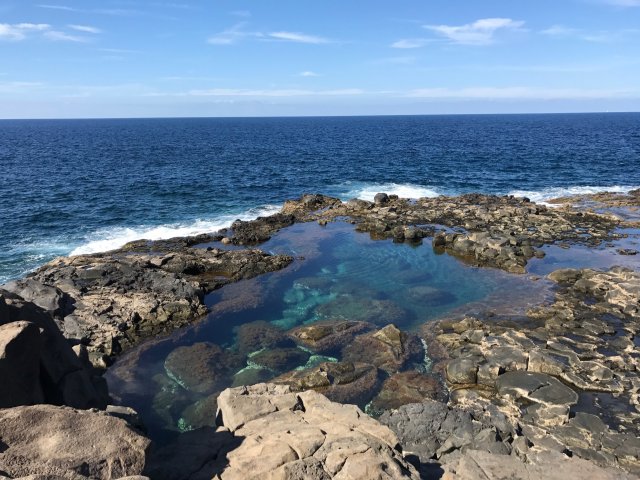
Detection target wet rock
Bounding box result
[288,319,373,354]
[368,371,445,413]
[229,213,295,245]
[275,361,380,405]
[0,404,150,479]
[180,392,220,430]
[26,245,292,366]
[374,192,390,206]
[213,383,419,479]
[315,295,409,327]
[235,320,293,354]
[231,366,274,387]
[164,342,243,394]
[342,324,424,374]
[248,347,310,373]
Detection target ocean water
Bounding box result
[1,113,640,283]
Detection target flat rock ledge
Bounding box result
[146,383,420,480]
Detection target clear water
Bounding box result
[2,113,640,283]
[106,222,548,443]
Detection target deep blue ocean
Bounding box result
[1,113,639,284]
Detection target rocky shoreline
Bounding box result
[1,189,639,479]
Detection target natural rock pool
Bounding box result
[105,221,639,444]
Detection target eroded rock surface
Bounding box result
[214,383,420,479]
[0,404,150,479]
[13,244,292,366]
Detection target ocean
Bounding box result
[1,113,639,284]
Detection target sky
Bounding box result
[1,0,640,118]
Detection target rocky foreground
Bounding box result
[1,190,639,479]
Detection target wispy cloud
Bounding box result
[207,22,262,45]
[231,10,251,17]
[391,38,433,49]
[0,81,45,93]
[208,23,331,46]
[267,31,330,44]
[541,24,639,42]
[0,23,50,41]
[44,30,87,42]
[298,71,320,77]
[425,18,525,46]
[406,86,638,100]
[187,88,363,97]
[36,4,77,11]
[68,24,101,34]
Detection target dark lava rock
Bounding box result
[342,324,424,374]
[288,320,373,354]
[235,321,294,354]
[379,399,512,464]
[374,193,390,206]
[275,361,380,406]
[249,347,310,374]
[368,371,446,414]
[164,342,243,394]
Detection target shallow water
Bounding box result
[106,221,639,444]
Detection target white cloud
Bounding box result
[207,22,262,45]
[406,86,637,100]
[68,24,102,34]
[0,23,50,41]
[267,31,330,44]
[391,38,432,49]
[540,24,639,42]
[44,30,86,42]
[299,71,320,77]
[425,18,525,46]
[36,4,77,11]
[187,88,363,97]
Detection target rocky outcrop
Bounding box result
[441,449,636,480]
[17,244,292,366]
[0,404,150,479]
[417,266,640,475]
[213,383,419,479]
[0,289,108,409]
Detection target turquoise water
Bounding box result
[106,222,540,443]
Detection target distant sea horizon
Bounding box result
[2,112,639,283]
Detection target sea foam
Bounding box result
[508,185,640,205]
[70,204,281,256]
[338,182,442,201]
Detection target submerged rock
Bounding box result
[288,319,373,354]
[235,320,294,354]
[164,342,243,394]
[368,371,446,413]
[248,347,311,373]
[315,295,409,327]
[275,361,381,405]
[342,324,424,374]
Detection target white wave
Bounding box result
[70,204,281,256]
[508,185,640,205]
[337,182,442,201]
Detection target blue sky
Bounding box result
[1,0,639,118]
